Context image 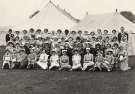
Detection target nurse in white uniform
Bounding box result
[49,50,60,70]
[72,50,82,70]
[37,50,49,70]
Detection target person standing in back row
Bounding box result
[118,27,128,43]
[5,29,14,43]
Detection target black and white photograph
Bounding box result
[0,0,134,94]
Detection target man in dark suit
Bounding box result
[5,29,14,43]
[118,26,128,43]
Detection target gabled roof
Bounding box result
[72,12,135,34]
[13,1,79,30]
[48,1,80,23]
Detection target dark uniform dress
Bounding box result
[5,33,14,43]
[60,55,71,70]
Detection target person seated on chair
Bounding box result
[2,50,12,69]
[19,49,28,69]
[103,50,114,72]
[27,48,37,69]
[11,49,22,69]
[112,43,120,69]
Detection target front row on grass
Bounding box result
[2,47,130,72]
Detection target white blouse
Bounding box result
[39,53,49,62]
[72,54,81,65]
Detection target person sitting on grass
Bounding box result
[94,51,104,71]
[82,48,94,71]
[49,50,60,70]
[71,50,82,71]
[103,50,114,72]
[59,50,71,71]
[27,48,37,69]
[37,50,49,70]
[2,50,12,69]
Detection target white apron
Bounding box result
[37,53,48,70]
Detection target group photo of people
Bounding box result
[3,26,131,72]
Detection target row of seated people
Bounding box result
[2,46,128,72]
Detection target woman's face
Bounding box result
[44,29,48,33]
[30,49,34,53]
[98,53,102,57]
[112,30,116,34]
[120,27,125,33]
[107,44,111,48]
[15,31,20,35]
[16,37,19,41]
[113,37,117,42]
[16,44,20,48]
[62,51,66,55]
[78,31,82,35]
[9,44,13,47]
[105,37,109,41]
[98,36,102,40]
[54,38,58,41]
[86,49,90,53]
[74,51,78,55]
[52,52,56,55]
[30,30,34,33]
[23,30,27,34]
[57,30,62,34]
[8,30,12,34]
[92,37,96,41]
[72,31,76,35]
[68,37,73,42]
[90,32,95,36]
[108,52,112,56]
[65,43,69,48]
[114,45,118,49]
[42,50,45,53]
[97,29,102,34]
[104,30,108,34]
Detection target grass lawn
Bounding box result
[0,56,134,94]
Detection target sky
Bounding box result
[0,0,134,26]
